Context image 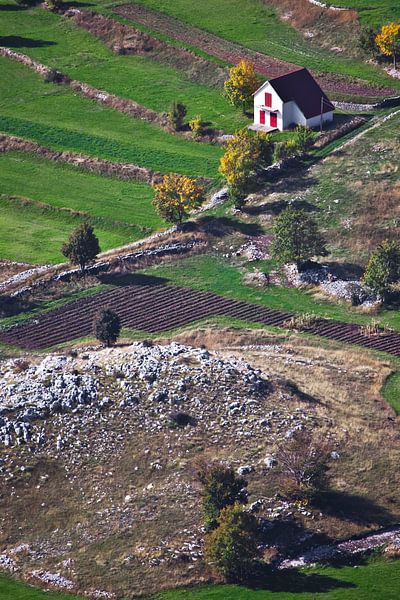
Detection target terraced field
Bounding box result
[2,281,400,356]
[119,0,400,97]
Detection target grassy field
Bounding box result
[1,558,400,599]
[152,558,400,600]
[382,371,400,414]
[0,151,163,261]
[129,0,400,90]
[0,4,247,133]
[0,56,223,179]
[326,0,400,28]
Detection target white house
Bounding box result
[253,68,334,132]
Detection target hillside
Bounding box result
[0,333,399,597]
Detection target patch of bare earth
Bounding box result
[114,3,396,100]
[0,331,398,595]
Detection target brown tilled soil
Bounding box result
[2,280,400,356]
[114,3,397,100]
[68,9,228,89]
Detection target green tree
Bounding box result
[363,240,400,301]
[205,503,260,582]
[198,464,247,531]
[61,222,100,273]
[295,125,315,153]
[93,308,121,347]
[168,101,187,131]
[359,26,378,57]
[271,207,328,268]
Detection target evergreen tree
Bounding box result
[61,223,100,273]
[93,308,121,347]
[363,240,400,301]
[271,207,328,268]
[198,464,247,531]
[205,503,259,582]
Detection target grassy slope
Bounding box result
[0,57,222,179]
[0,5,247,133]
[129,0,400,90]
[0,151,163,263]
[326,0,400,28]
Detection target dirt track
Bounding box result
[1,282,400,355]
[114,3,396,100]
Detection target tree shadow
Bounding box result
[62,0,95,7]
[260,166,316,195]
[321,261,364,280]
[0,35,57,48]
[244,198,318,217]
[313,490,394,528]
[248,564,355,593]
[98,273,169,287]
[196,215,264,237]
[283,380,325,406]
[0,295,35,318]
[0,3,25,10]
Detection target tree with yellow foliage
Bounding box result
[152,174,205,224]
[219,128,271,207]
[376,22,400,69]
[224,60,259,113]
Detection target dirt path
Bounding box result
[114,3,396,100]
[2,281,400,355]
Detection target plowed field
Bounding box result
[1,283,400,356]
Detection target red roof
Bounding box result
[268,68,334,119]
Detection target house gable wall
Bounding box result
[254,81,284,130]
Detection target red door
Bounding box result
[270,112,277,128]
[259,110,265,125]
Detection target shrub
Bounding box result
[283,313,321,331]
[152,174,205,223]
[61,222,100,273]
[271,206,328,268]
[295,125,314,152]
[168,101,187,131]
[205,503,260,582]
[188,115,203,138]
[93,308,121,347]
[169,412,197,427]
[359,26,379,57]
[363,240,400,301]
[198,464,248,531]
[276,430,332,501]
[273,139,301,163]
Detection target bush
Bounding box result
[359,26,379,57]
[188,115,203,138]
[273,139,301,163]
[276,430,332,501]
[205,503,260,582]
[168,101,187,131]
[295,125,314,152]
[93,308,121,347]
[198,464,248,531]
[363,240,400,302]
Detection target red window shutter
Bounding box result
[270,112,277,128]
[260,110,265,125]
[265,92,272,107]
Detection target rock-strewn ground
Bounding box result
[0,334,398,597]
